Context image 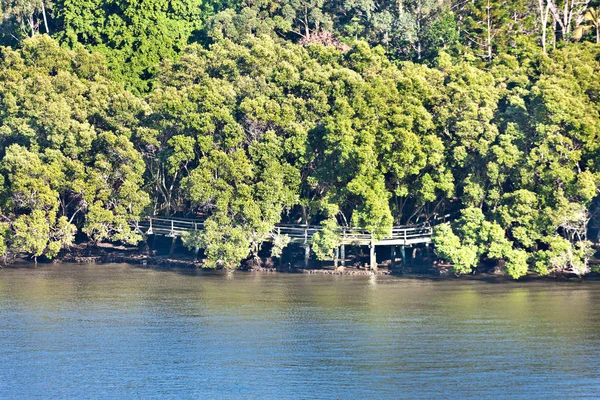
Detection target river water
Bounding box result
[0,263,599,399]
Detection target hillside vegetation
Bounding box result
[0,0,599,277]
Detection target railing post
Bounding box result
[147,217,153,235]
[334,246,339,268]
[304,245,310,268]
[304,223,310,267]
[400,245,406,270]
[168,219,175,237]
[370,236,376,270]
[169,236,177,257]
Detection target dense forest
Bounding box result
[0,0,599,277]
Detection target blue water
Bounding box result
[1,264,599,399]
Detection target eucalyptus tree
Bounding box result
[458,0,532,60]
[0,0,52,41]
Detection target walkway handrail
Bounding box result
[133,216,433,245]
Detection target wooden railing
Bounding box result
[132,216,433,246]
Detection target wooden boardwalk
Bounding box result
[132,216,433,268]
[133,216,432,247]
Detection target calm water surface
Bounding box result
[1,263,599,399]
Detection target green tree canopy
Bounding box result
[0,35,149,259]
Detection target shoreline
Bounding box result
[6,242,597,281]
[59,248,396,276]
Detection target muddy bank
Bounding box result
[11,242,598,280]
[56,245,393,275]
[58,243,200,269]
[46,242,409,276]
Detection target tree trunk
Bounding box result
[304,5,310,40]
[553,17,557,49]
[538,0,550,54]
[486,0,492,61]
[41,1,50,34]
[416,13,422,60]
[29,15,35,37]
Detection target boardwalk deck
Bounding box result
[132,216,432,247]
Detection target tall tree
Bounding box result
[548,0,591,41]
[457,0,537,59]
[0,0,52,42]
[55,0,208,93]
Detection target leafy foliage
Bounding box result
[53,0,215,93]
[0,36,149,259]
[0,4,599,277]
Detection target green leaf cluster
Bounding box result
[0,36,149,260]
